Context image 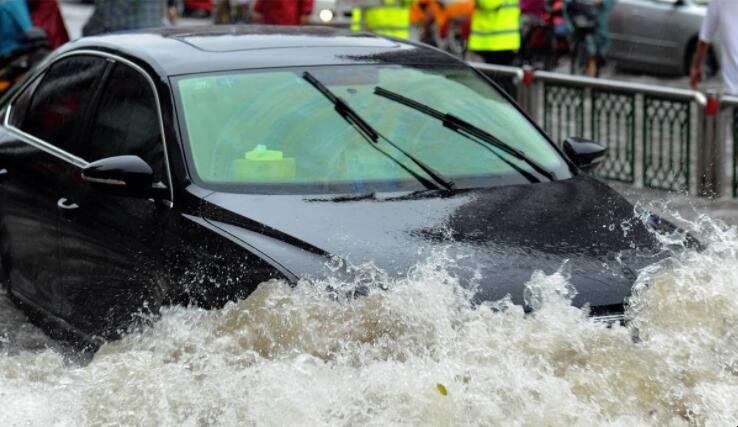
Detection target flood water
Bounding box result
[1,207,738,426]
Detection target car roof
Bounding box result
[58,25,460,77]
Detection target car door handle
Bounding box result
[0,168,7,179]
[57,197,79,211]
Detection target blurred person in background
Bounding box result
[588,0,614,77]
[521,0,545,17]
[0,0,49,95]
[565,0,614,77]
[167,0,178,25]
[231,0,252,24]
[213,0,231,24]
[519,0,544,61]
[468,0,520,66]
[690,0,738,95]
[520,0,567,70]
[351,0,413,39]
[0,0,32,57]
[252,0,313,26]
[411,0,446,46]
[26,0,68,49]
[214,0,252,25]
[468,0,520,96]
[83,0,168,36]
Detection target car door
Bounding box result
[0,55,108,319]
[607,0,635,61]
[609,0,684,70]
[54,59,172,338]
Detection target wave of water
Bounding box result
[2,209,738,426]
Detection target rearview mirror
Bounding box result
[82,155,165,198]
[562,137,607,173]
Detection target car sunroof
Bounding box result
[172,32,399,52]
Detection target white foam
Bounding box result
[1,213,738,425]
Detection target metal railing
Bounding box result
[470,62,734,197]
[722,95,738,197]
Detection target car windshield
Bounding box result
[174,64,571,194]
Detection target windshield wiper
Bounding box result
[302,72,455,191]
[374,86,556,182]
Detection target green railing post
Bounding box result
[516,66,536,120]
[733,105,738,197]
[470,63,719,197]
[543,82,584,144]
[643,96,691,192]
[591,90,636,183]
[696,92,721,197]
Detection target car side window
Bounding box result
[8,72,45,128]
[87,63,165,183]
[19,55,108,157]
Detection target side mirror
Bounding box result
[562,137,607,173]
[82,155,165,198]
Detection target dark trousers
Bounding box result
[474,50,517,99]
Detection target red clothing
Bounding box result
[521,0,545,17]
[26,0,69,49]
[254,0,313,25]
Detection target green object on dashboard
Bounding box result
[233,145,296,181]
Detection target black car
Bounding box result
[0,26,670,347]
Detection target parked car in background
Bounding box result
[608,0,719,76]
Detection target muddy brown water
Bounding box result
[1,207,738,426]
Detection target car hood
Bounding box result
[200,175,667,311]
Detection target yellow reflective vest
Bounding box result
[351,0,412,39]
[468,0,521,52]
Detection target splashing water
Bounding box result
[2,211,738,426]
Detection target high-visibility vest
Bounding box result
[468,0,521,52]
[351,0,412,39]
